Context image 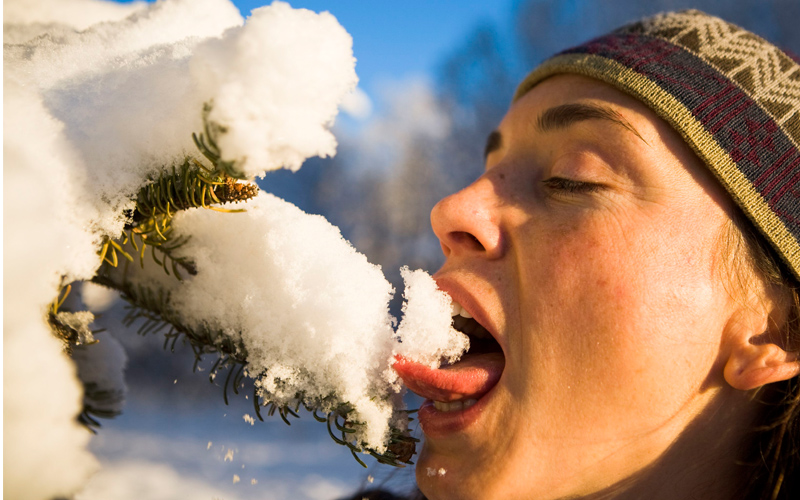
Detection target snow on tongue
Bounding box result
[393,268,502,402]
[394,267,469,367]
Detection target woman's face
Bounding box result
[407,75,742,499]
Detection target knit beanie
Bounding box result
[514,10,800,280]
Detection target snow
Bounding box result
[55,310,98,345]
[81,281,121,312]
[425,467,447,477]
[4,76,101,500]
[75,459,248,500]
[395,267,469,367]
[3,0,145,39]
[131,191,399,449]
[191,1,358,174]
[340,87,374,120]
[125,194,466,450]
[4,0,466,497]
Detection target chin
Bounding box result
[415,442,490,500]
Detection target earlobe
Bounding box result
[724,342,800,391]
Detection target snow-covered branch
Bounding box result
[4,1,466,498]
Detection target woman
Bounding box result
[392,10,800,500]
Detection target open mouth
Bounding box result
[394,296,505,432]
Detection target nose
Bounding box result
[431,176,504,259]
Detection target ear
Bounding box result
[724,340,800,391]
[723,302,800,391]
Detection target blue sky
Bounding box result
[234,0,519,97]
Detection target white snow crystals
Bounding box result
[143,192,399,448]
[192,1,358,175]
[4,0,466,498]
[132,193,466,451]
[395,268,470,367]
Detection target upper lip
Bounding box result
[432,274,504,354]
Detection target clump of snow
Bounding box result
[5,0,246,238]
[5,0,354,234]
[56,311,97,345]
[128,192,397,449]
[81,281,120,312]
[3,0,145,43]
[4,76,100,500]
[394,267,469,367]
[4,0,359,496]
[125,196,467,450]
[72,333,128,417]
[192,1,357,175]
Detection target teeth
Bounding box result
[452,314,492,339]
[432,399,478,412]
[450,299,472,319]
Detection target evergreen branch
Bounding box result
[99,226,197,280]
[80,106,419,465]
[98,112,258,282]
[90,266,418,467]
[78,383,126,433]
[126,223,197,279]
[46,289,116,434]
[78,410,102,433]
[48,308,98,354]
[191,102,243,179]
[131,159,258,226]
[50,283,72,315]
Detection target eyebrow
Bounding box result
[483,103,647,161]
[537,103,646,143]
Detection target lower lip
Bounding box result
[418,388,495,439]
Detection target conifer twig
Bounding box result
[90,267,418,467]
[57,110,419,467]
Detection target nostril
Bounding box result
[431,180,503,259]
[450,231,485,252]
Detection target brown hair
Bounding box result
[724,212,800,500]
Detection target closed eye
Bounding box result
[542,177,605,194]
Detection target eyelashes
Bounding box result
[541,177,605,195]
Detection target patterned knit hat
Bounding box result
[514,10,800,279]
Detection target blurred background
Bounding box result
[83,1,800,499]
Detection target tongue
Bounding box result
[393,353,504,402]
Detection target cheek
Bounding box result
[544,208,724,317]
[515,211,727,394]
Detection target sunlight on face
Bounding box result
[419,75,740,499]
